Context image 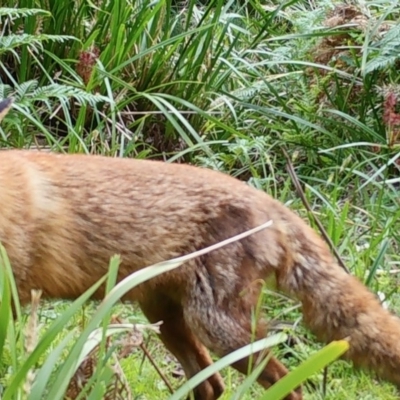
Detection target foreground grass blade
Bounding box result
[0,248,11,363]
[3,275,107,400]
[40,221,275,399]
[169,334,287,400]
[261,340,350,400]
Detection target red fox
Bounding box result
[0,97,400,400]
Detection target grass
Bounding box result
[1,0,400,398]
[23,288,399,400]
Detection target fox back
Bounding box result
[0,150,292,303]
[1,99,400,400]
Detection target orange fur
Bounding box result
[0,99,400,399]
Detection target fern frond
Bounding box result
[30,84,111,107]
[0,85,14,100]
[210,81,265,108]
[365,24,400,74]
[1,82,110,107]
[0,34,77,56]
[0,7,51,19]
[17,81,39,98]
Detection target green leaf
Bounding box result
[261,340,350,400]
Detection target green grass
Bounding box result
[22,293,399,400]
[1,0,400,398]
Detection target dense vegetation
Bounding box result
[1,0,400,399]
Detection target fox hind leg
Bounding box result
[184,266,302,400]
[139,293,225,400]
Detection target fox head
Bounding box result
[0,98,13,123]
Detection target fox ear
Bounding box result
[0,98,13,123]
